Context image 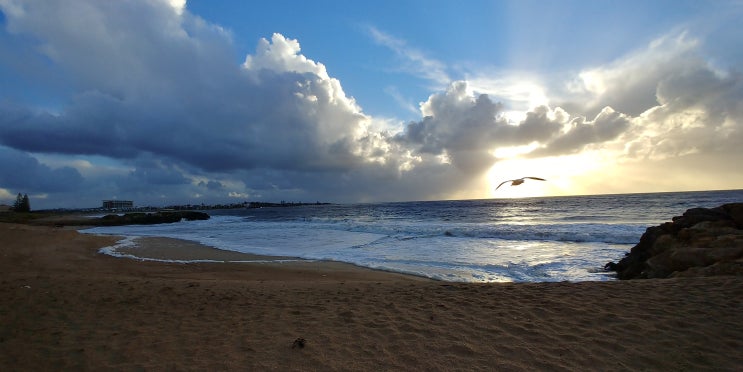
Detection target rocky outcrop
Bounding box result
[31,211,211,227]
[606,203,743,279]
[95,211,210,226]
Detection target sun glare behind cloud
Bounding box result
[492,143,539,159]
[487,151,607,199]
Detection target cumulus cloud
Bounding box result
[608,38,743,161]
[536,30,743,167]
[0,1,373,174]
[0,0,416,206]
[395,82,504,173]
[394,82,582,171]
[529,107,631,157]
[560,32,702,117]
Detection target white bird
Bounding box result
[496,177,546,190]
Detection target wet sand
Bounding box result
[1,222,742,371]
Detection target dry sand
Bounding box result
[1,222,742,371]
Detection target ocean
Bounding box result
[84,189,743,283]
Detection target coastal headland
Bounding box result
[1,220,742,370]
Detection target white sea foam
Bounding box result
[97,234,308,264]
[85,215,631,282]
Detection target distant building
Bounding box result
[102,200,133,210]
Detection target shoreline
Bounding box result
[102,236,315,263]
[97,233,433,282]
[2,222,742,370]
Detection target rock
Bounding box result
[606,203,743,279]
[720,203,743,228]
[94,211,210,226]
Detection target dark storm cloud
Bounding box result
[128,162,190,186]
[199,180,225,190]
[0,96,140,158]
[0,146,83,192]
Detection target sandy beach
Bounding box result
[1,223,742,371]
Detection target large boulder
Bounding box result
[606,203,743,279]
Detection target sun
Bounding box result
[487,152,606,198]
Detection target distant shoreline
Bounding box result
[1,210,210,228]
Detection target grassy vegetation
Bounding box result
[0,211,57,224]
[0,210,210,227]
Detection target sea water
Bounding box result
[84,190,743,283]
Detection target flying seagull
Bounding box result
[496,177,547,190]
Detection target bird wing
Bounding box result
[524,177,546,181]
[495,180,512,190]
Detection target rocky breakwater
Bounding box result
[95,211,210,226]
[31,211,211,227]
[606,203,743,279]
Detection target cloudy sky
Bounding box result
[1,0,742,209]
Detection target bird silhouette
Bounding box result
[496,177,546,190]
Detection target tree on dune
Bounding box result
[13,193,30,212]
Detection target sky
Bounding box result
[0,0,742,209]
